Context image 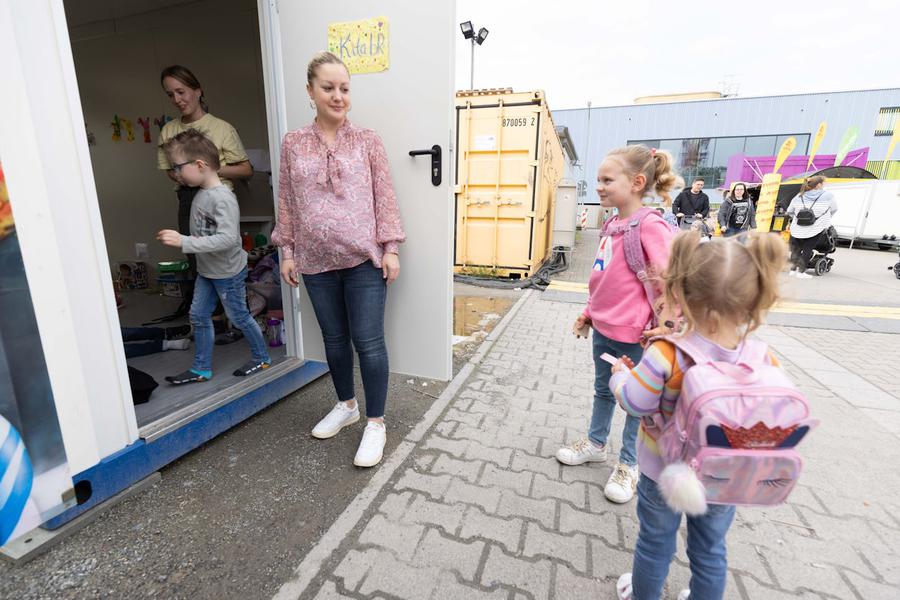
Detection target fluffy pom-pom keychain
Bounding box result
[659,462,707,515]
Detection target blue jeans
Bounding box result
[121,327,164,358]
[590,329,643,465]
[190,268,270,373]
[632,475,736,600]
[302,261,388,418]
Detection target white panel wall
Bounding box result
[0,0,133,471]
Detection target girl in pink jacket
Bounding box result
[557,145,677,505]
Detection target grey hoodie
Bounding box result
[180,185,247,278]
[786,189,837,239]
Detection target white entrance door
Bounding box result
[262,1,455,381]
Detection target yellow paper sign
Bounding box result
[328,16,390,75]
[807,122,827,171]
[773,137,796,174]
[756,173,782,233]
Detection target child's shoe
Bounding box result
[233,359,271,377]
[616,573,632,600]
[165,369,211,385]
[604,463,639,503]
[556,438,608,466]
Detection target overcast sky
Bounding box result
[454,0,897,110]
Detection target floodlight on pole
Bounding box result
[460,20,488,90]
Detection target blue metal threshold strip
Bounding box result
[44,360,328,528]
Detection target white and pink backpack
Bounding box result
[652,334,818,515]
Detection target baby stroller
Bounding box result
[889,245,900,279]
[808,226,837,276]
[678,215,714,238]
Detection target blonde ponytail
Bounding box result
[607,145,680,200]
[664,231,787,336]
[743,232,787,332]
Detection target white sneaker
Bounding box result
[795,271,813,279]
[616,573,633,600]
[354,421,386,467]
[556,438,608,466]
[604,463,639,503]
[311,401,360,439]
[677,590,691,600]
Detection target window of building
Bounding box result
[875,107,900,136]
[629,134,811,188]
[744,135,777,157]
[712,137,745,167]
[776,134,810,154]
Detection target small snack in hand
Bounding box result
[600,352,618,365]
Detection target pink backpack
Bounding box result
[653,334,818,514]
[601,207,665,328]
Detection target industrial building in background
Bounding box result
[554,87,900,222]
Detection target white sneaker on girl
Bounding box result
[616,573,633,599]
[616,572,689,599]
[556,438,608,466]
[604,463,639,503]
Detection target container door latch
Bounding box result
[408,145,442,186]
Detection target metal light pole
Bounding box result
[460,21,489,90]
[470,37,475,90]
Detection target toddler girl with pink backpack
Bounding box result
[609,231,817,600]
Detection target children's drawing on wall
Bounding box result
[137,117,152,143]
[122,118,135,142]
[110,114,122,141]
[154,115,173,133]
[0,160,76,546]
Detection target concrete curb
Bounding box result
[271,290,534,600]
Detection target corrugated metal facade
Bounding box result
[554,88,900,201]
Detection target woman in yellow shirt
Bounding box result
[156,65,253,313]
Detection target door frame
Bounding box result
[2,0,310,463]
[257,0,304,360]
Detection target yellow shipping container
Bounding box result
[454,89,564,278]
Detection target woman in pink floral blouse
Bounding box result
[271,51,405,468]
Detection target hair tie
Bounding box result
[650,147,658,156]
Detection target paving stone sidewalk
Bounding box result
[288,291,900,600]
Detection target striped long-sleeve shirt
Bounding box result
[608,334,780,481]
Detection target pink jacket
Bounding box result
[272,120,405,275]
[583,214,673,343]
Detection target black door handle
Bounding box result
[409,144,441,186]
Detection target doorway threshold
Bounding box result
[140,357,305,442]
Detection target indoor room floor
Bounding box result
[118,289,288,428]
